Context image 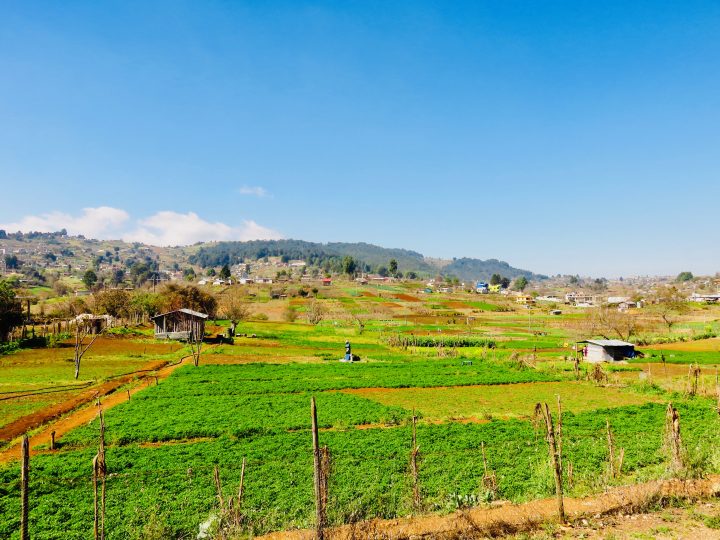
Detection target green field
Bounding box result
[3,283,720,539]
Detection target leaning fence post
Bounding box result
[535,403,565,524]
[50,430,56,451]
[410,410,421,510]
[20,434,29,540]
[606,419,616,479]
[311,397,325,540]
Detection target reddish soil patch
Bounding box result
[360,291,377,298]
[393,293,420,302]
[444,301,472,309]
[0,358,168,446]
[0,354,197,463]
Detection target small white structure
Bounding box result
[579,339,636,363]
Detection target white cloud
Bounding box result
[238,186,270,197]
[125,211,282,246]
[1,207,282,246]
[0,207,129,237]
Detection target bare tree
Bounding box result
[652,287,689,331]
[73,316,105,379]
[306,300,326,325]
[585,306,639,342]
[220,289,251,336]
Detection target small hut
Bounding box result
[579,339,636,363]
[72,313,114,334]
[151,309,208,341]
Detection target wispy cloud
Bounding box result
[238,185,270,198]
[0,207,130,237]
[0,207,283,246]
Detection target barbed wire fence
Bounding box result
[5,395,715,539]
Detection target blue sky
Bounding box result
[2,1,720,277]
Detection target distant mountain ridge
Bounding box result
[189,239,545,281]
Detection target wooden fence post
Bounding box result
[93,454,99,540]
[410,411,421,510]
[606,419,616,479]
[556,395,563,470]
[665,403,683,471]
[535,403,565,524]
[20,434,29,540]
[238,457,246,509]
[94,401,107,540]
[50,430,56,451]
[311,397,325,540]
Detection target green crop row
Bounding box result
[61,391,408,446]
[140,361,562,398]
[2,400,719,539]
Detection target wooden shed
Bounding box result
[151,308,208,341]
[579,339,636,363]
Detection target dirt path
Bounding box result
[0,354,194,463]
[258,476,720,539]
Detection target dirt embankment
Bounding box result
[258,476,720,540]
[0,356,193,463]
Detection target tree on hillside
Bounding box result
[676,271,694,282]
[111,269,125,286]
[219,264,231,280]
[500,277,511,289]
[82,269,97,289]
[490,273,502,286]
[0,280,23,342]
[5,255,20,270]
[389,259,398,277]
[342,256,357,277]
[377,266,389,277]
[513,276,529,291]
[183,268,196,281]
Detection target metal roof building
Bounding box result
[579,339,636,363]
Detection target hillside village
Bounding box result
[1,231,716,326]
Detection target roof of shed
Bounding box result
[151,308,209,320]
[580,339,635,347]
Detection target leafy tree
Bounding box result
[4,255,20,270]
[490,273,502,286]
[183,268,196,281]
[512,276,529,291]
[206,268,216,277]
[406,271,418,280]
[219,264,232,280]
[500,277,511,289]
[94,289,131,319]
[82,269,98,289]
[389,259,398,276]
[159,284,217,317]
[377,266,389,278]
[342,256,357,277]
[111,269,125,286]
[676,271,694,282]
[0,280,23,341]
